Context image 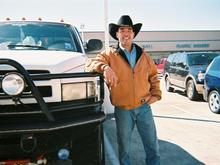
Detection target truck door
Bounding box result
[175,53,188,88]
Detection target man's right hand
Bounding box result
[103,66,118,88]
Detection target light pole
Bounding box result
[80,23,85,43]
[104,0,109,49]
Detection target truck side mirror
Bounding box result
[85,39,103,53]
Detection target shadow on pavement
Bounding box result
[103,115,204,165]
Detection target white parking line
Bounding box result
[169,104,206,119]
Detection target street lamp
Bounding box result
[104,0,109,49]
[80,23,85,42]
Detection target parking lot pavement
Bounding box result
[104,115,204,165]
[104,79,220,165]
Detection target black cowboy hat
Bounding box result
[109,15,142,40]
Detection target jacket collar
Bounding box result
[116,43,143,65]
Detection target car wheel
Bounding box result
[186,80,199,100]
[208,90,220,114]
[165,77,174,92]
[71,124,104,165]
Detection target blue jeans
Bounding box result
[114,104,160,165]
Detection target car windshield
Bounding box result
[187,53,219,66]
[0,22,79,52]
[209,57,220,71]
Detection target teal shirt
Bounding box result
[120,44,137,69]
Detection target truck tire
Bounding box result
[186,80,199,100]
[165,76,174,92]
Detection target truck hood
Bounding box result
[0,50,87,73]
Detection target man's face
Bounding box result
[116,26,134,46]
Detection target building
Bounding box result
[84,30,220,60]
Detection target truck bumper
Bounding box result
[0,104,106,161]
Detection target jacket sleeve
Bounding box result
[145,53,162,101]
[85,50,110,73]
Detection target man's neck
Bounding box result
[119,43,133,53]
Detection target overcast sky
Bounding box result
[1,0,220,31]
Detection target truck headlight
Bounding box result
[1,73,25,96]
[62,80,100,101]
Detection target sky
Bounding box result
[0,0,220,31]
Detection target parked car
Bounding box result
[203,56,220,114]
[0,20,105,164]
[164,52,220,100]
[156,57,167,77]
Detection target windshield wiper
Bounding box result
[7,44,47,50]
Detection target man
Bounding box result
[85,15,161,165]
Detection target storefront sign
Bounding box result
[176,43,210,48]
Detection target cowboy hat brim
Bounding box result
[109,23,142,40]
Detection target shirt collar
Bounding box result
[119,43,135,53]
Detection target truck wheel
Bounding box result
[165,77,174,92]
[186,80,199,100]
[71,124,105,165]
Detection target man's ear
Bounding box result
[116,32,119,39]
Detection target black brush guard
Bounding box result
[0,58,106,163]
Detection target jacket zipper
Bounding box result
[119,54,137,107]
[132,69,135,106]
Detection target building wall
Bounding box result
[84,30,220,59]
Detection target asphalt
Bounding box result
[103,114,205,165]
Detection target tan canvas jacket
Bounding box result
[85,44,161,110]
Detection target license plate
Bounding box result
[0,159,30,165]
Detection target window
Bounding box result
[187,53,219,66]
[209,57,220,71]
[0,23,81,52]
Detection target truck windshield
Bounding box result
[0,22,80,52]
